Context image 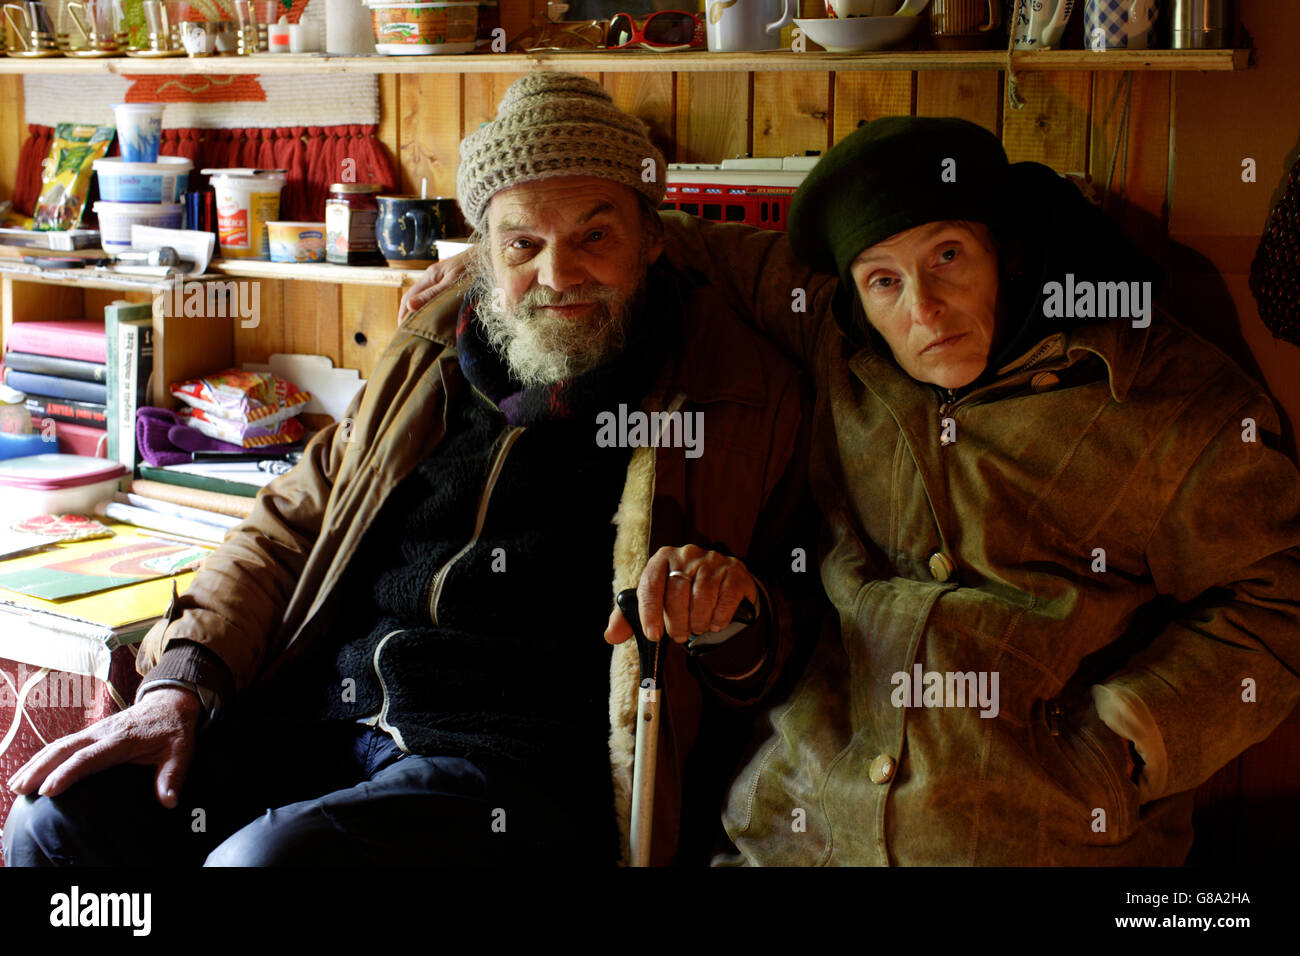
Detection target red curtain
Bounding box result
[13,124,53,215]
[13,123,397,222]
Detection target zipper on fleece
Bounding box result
[424,425,525,626]
[370,628,408,746]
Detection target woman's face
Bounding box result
[849,220,1002,391]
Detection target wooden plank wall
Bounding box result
[382,67,1166,237]
[0,74,23,213]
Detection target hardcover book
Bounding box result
[3,351,107,384]
[5,320,107,364]
[104,300,154,470]
[22,394,108,428]
[3,369,108,406]
[55,421,108,458]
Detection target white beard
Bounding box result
[474,253,645,388]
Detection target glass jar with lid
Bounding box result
[325,183,385,266]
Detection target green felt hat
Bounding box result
[788,116,1012,289]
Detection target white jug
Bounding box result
[706,0,795,52]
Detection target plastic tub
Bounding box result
[94,156,193,204]
[0,454,128,519]
[267,221,327,262]
[93,201,185,252]
[367,1,477,55]
[203,168,288,260]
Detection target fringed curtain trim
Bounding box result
[12,123,398,223]
[13,124,54,216]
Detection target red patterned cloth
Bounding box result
[0,646,142,866]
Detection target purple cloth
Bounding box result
[136,406,244,466]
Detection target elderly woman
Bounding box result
[404,116,1300,865]
[658,116,1300,866]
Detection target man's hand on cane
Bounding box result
[605,544,758,646]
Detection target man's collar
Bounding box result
[403,283,465,348]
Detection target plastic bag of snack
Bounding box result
[34,123,116,232]
[170,369,311,427]
[178,406,306,448]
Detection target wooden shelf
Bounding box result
[0,260,166,292]
[0,48,1252,76]
[207,258,426,287]
[0,257,426,290]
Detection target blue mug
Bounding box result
[376,196,441,269]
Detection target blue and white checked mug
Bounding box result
[1084,0,1159,50]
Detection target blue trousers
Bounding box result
[3,705,612,867]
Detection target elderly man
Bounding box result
[2,72,812,867]
[657,117,1300,865]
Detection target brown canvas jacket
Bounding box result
[137,263,812,865]
[658,211,1300,865]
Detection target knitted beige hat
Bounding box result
[456,71,667,231]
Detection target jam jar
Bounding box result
[326,183,385,266]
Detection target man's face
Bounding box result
[477,176,662,387]
[849,220,1001,391]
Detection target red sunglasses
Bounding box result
[605,10,705,50]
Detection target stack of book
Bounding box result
[4,319,108,457]
[0,301,153,464]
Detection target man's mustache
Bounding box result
[518,284,622,311]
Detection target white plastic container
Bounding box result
[367,1,477,55]
[0,454,128,520]
[94,156,193,204]
[203,168,288,260]
[327,0,377,53]
[112,102,165,163]
[93,201,185,252]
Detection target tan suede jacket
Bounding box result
[137,263,813,865]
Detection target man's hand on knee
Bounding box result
[5,688,201,809]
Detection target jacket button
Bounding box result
[869,754,896,784]
[928,551,955,582]
[1030,371,1060,391]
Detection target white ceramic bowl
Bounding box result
[794,16,921,52]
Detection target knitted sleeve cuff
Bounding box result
[137,641,236,709]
